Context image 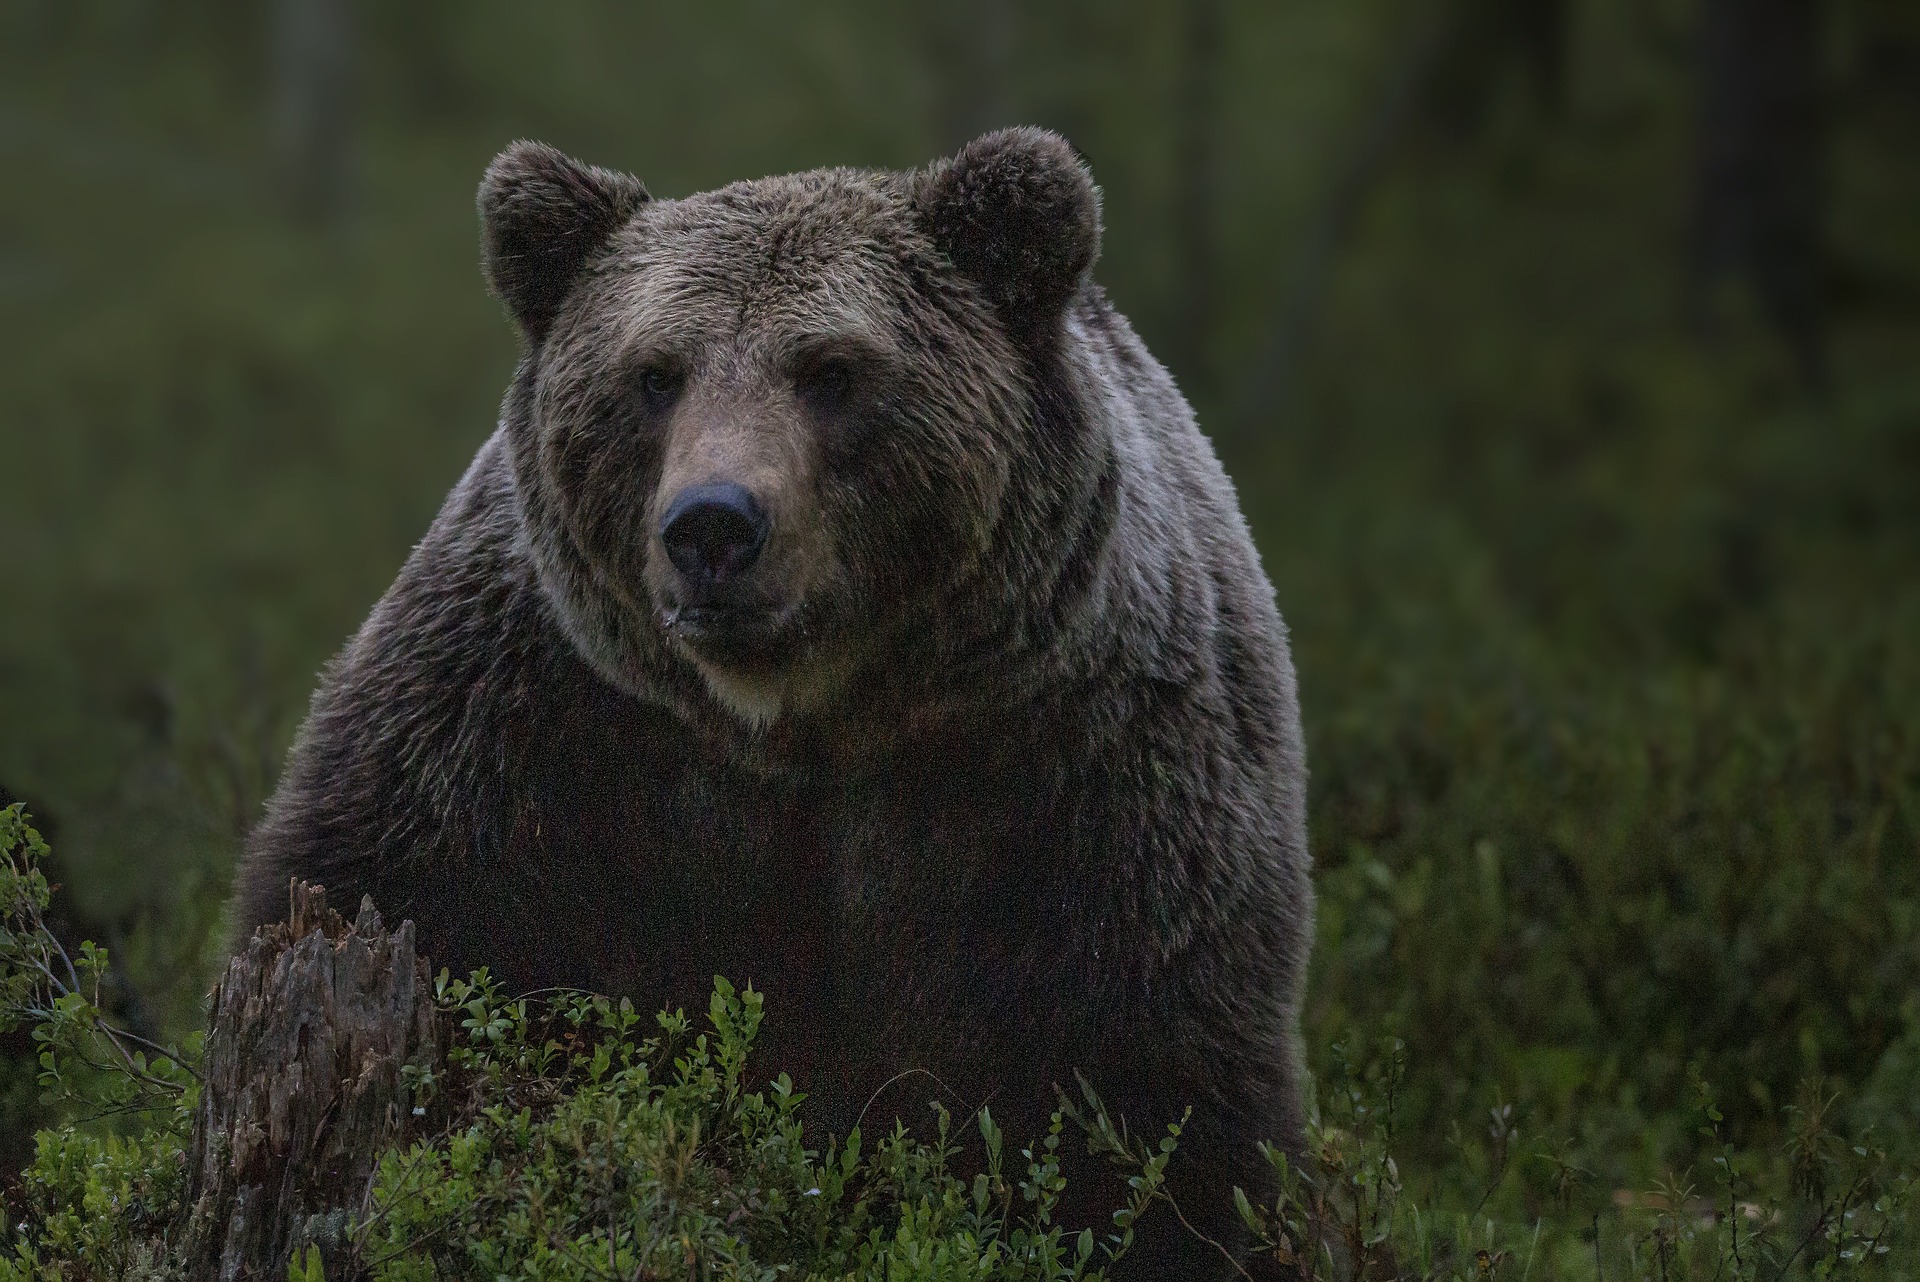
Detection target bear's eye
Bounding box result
[796,356,859,411]
[636,361,686,410]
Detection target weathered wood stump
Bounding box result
[181,881,441,1281]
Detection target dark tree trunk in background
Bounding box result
[1170,0,1224,397]
[1690,0,1831,390]
[1236,3,1456,433]
[1427,0,1571,136]
[1515,0,1571,115]
[925,0,1015,152]
[181,883,439,1282]
[269,0,356,224]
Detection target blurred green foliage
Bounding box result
[1,0,1918,1263]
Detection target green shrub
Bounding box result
[1,806,1183,1281]
[0,804,194,1281]
[355,972,1174,1281]
[4,804,1916,1281]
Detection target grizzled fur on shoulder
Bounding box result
[235,128,1312,1279]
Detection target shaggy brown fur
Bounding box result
[234,128,1312,1277]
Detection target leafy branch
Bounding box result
[0,803,199,1117]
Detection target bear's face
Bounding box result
[526,175,1018,725]
[479,133,1100,729]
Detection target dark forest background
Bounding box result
[2,0,1918,1241]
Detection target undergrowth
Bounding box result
[3,804,1914,1280]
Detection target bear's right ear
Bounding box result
[478,141,649,343]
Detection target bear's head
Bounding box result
[480,129,1104,741]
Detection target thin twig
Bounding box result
[1163,1187,1258,1282]
[851,1066,969,1138]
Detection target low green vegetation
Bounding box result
[3,805,1914,1279]
[357,974,1179,1281]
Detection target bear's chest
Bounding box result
[517,693,1118,1072]
[497,689,829,995]
[828,758,1115,1008]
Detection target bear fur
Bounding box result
[234,128,1312,1277]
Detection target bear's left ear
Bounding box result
[912,127,1102,350]
[479,140,650,344]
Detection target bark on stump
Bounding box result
[182,882,440,1281]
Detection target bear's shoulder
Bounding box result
[329,432,557,725]
[242,436,595,895]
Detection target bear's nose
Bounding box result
[659,482,770,585]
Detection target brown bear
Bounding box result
[234,128,1312,1277]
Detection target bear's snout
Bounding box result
[654,477,798,671]
[660,481,770,586]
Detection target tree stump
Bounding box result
[181,881,441,1281]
